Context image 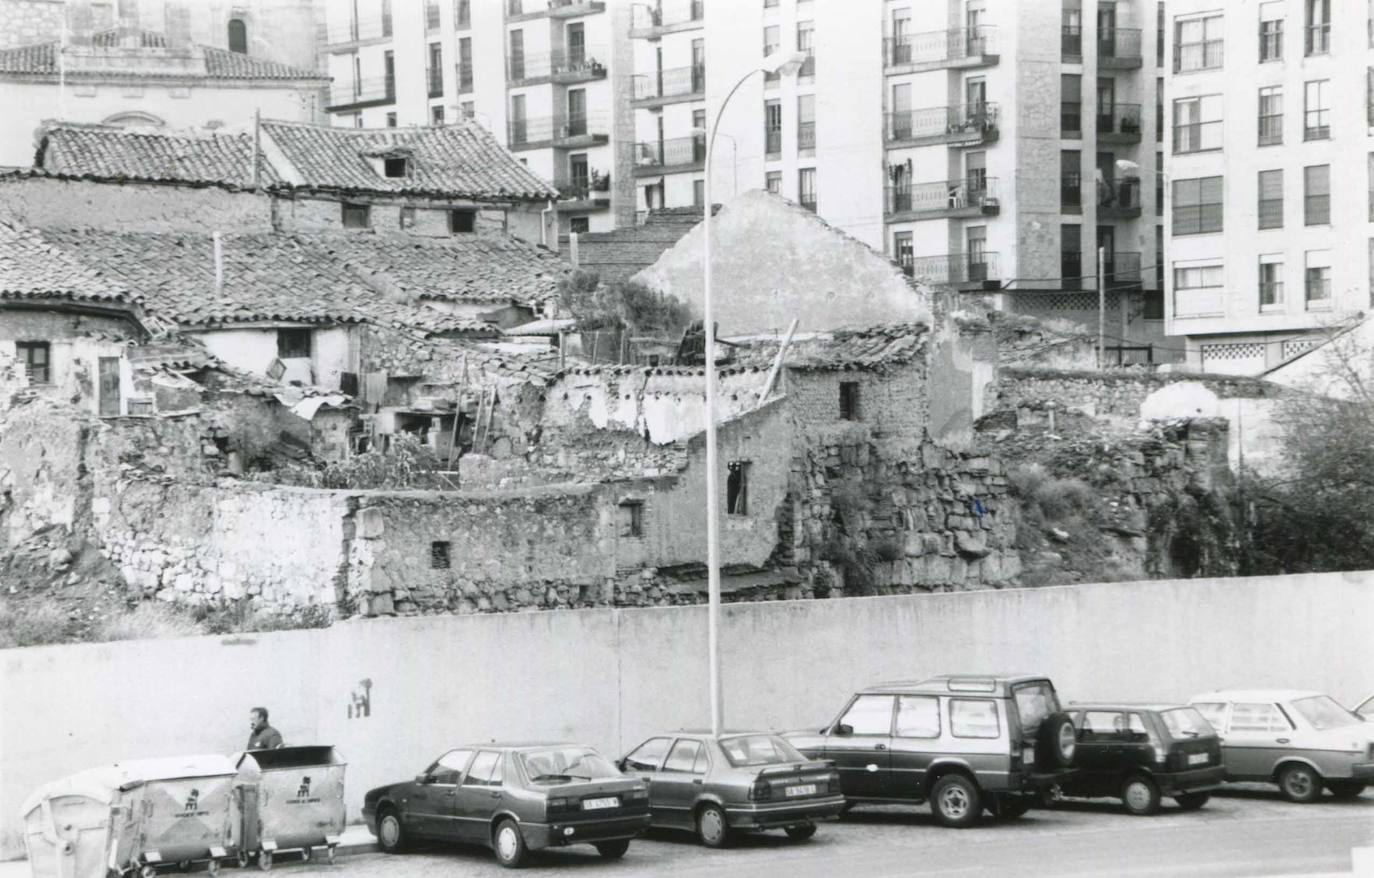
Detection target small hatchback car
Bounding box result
[1056,703,1225,814]
[1189,690,1374,802]
[618,731,845,847]
[362,743,650,868]
[786,674,1078,827]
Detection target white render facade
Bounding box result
[1164,0,1367,375]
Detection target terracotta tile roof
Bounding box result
[36,123,282,187]
[261,120,557,201]
[0,29,325,81]
[558,207,705,283]
[0,221,135,305]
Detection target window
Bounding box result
[1061,223,1082,291]
[450,210,476,234]
[428,42,443,96]
[568,216,590,234]
[1174,13,1223,72]
[430,541,451,569]
[1259,1,1283,61]
[277,328,312,358]
[797,20,815,79]
[1369,67,1374,127]
[1229,703,1292,733]
[383,156,407,178]
[764,99,782,155]
[425,0,441,30]
[689,178,704,208]
[1258,169,1283,229]
[623,737,671,772]
[458,37,473,92]
[431,104,445,125]
[894,695,940,738]
[1192,703,1227,729]
[1304,80,1329,140]
[797,94,815,152]
[1369,153,1374,222]
[1080,710,1137,738]
[894,231,913,273]
[950,699,1000,738]
[1155,77,1164,142]
[353,114,364,129]
[508,29,524,81]
[342,202,370,229]
[382,0,393,36]
[763,25,780,85]
[1061,74,1082,136]
[1172,176,1222,235]
[1155,150,1164,215]
[619,500,644,537]
[385,112,397,128]
[460,101,474,120]
[428,749,473,784]
[454,0,469,27]
[1259,254,1284,308]
[662,739,706,774]
[765,170,781,194]
[798,168,816,211]
[1370,239,1374,306]
[1306,250,1331,307]
[1258,86,1283,146]
[1173,260,1225,317]
[463,751,503,786]
[727,461,750,514]
[17,341,50,384]
[399,206,415,229]
[227,18,247,54]
[1156,1,1165,66]
[1173,95,1221,153]
[1062,0,1082,58]
[836,695,894,736]
[839,381,859,420]
[1304,165,1330,226]
[1306,0,1330,55]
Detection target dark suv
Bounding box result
[1057,703,1225,815]
[785,675,1077,827]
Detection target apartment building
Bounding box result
[1164,0,1365,375]
[321,0,633,234]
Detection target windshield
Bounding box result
[1160,707,1214,738]
[518,747,622,782]
[1358,695,1374,718]
[1290,695,1362,731]
[719,735,807,768]
[1012,681,1061,733]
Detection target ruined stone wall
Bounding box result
[0,400,88,547]
[785,365,928,442]
[993,367,1284,423]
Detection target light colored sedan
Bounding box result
[1354,694,1374,722]
[1189,689,1374,802]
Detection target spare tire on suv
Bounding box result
[1034,712,1077,769]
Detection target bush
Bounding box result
[0,600,72,648]
[97,603,205,642]
[1032,477,1097,521]
[268,433,452,490]
[193,599,333,634]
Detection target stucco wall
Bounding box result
[0,176,271,233]
[4,570,1372,859]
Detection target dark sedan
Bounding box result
[618,731,845,847]
[362,743,650,868]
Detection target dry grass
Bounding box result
[96,603,206,642]
[0,600,72,648]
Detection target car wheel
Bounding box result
[1278,764,1322,804]
[784,824,817,841]
[1174,792,1211,811]
[1326,781,1368,800]
[594,839,631,859]
[377,807,408,854]
[930,774,982,828]
[695,803,730,848]
[1035,713,1077,769]
[493,818,527,868]
[1121,774,1161,816]
[987,794,1032,819]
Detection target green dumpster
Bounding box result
[234,746,346,869]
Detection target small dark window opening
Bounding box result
[839,381,860,420]
[17,341,50,384]
[569,216,590,234]
[342,202,371,228]
[450,210,476,234]
[228,18,248,54]
[383,157,408,178]
[277,328,312,359]
[399,206,416,229]
[430,541,451,569]
[619,500,644,537]
[727,461,750,516]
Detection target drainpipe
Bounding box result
[540,199,554,248]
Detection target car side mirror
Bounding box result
[616,758,628,773]
[833,723,853,737]
[416,774,432,785]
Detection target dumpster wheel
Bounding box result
[207,860,220,877]
[140,867,158,878]
[300,846,312,863]
[258,850,273,871]
[237,850,253,869]
[327,845,336,866]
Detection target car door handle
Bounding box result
[1276,738,1290,744]
[487,791,501,799]
[874,743,887,751]
[692,779,704,786]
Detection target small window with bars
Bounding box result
[430,541,451,569]
[17,341,50,385]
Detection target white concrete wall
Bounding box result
[196,326,357,391]
[4,570,1373,859]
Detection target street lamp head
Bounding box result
[761,50,808,77]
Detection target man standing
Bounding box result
[247,707,284,751]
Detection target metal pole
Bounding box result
[1097,246,1106,369]
[704,116,723,738]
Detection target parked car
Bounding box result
[1056,703,1225,814]
[785,674,1078,827]
[617,730,844,847]
[361,743,650,868]
[1354,694,1374,722]
[1189,690,1374,802]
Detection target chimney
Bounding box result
[164,1,192,49]
[66,0,94,46]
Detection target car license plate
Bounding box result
[581,797,619,810]
[1187,753,1209,766]
[785,784,817,797]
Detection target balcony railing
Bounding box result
[899,252,1001,286]
[457,61,473,93]
[1173,119,1222,153]
[634,135,707,171]
[1103,251,1142,285]
[324,17,390,45]
[508,48,607,83]
[426,67,443,97]
[1061,101,1082,136]
[1097,103,1142,138]
[1062,24,1082,57]
[554,172,611,203]
[1097,176,1142,215]
[631,0,703,32]
[886,177,999,216]
[1174,39,1223,72]
[885,103,999,143]
[1098,26,1143,64]
[765,128,781,155]
[507,112,611,147]
[326,76,395,109]
[884,25,997,68]
[798,121,815,151]
[549,0,607,16]
[1062,172,1082,210]
[631,64,705,102]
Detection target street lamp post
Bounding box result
[703,50,807,737]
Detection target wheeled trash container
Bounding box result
[20,755,238,878]
[235,746,346,870]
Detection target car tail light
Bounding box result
[749,779,772,801]
[827,771,841,793]
[624,788,649,801]
[547,797,573,813]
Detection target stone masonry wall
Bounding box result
[992,367,1285,424]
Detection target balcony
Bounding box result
[885,103,999,149]
[630,0,703,38]
[898,252,1001,291]
[1097,176,1142,219]
[1061,100,1082,137]
[324,17,391,50]
[884,25,998,73]
[326,76,395,111]
[798,121,815,152]
[554,172,611,210]
[426,67,443,98]
[885,177,1000,222]
[631,65,706,108]
[1098,27,1143,68]
[1062,24,1082,60]
[508,48,607,86]
[1102,251,1143,288]
[765,128,781,156]
[507,112,611,150]
[457,61,473,94]
[1097,103,1141,143]
[1062,173,1082,213]
[633,135,706,176]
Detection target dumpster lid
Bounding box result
[236,746,345,771]
[19,755,237,818]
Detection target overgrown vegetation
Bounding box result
[0,600,72,648]
[263,433,455,490]
[556,269,692,336]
